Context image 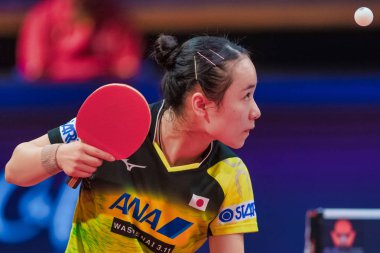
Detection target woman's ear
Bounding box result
[191,92,209,117]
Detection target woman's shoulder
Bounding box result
[149,100,164,112]
[210,141,239,163]
[206,141,248,173]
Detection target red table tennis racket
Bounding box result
[66,83,151,189]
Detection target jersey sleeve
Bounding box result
[208,158,258,236]
[48,118,79,144]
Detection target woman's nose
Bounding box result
[249,101,261,121]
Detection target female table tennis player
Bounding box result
[5,34,261,253]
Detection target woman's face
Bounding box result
[206,57,261,149]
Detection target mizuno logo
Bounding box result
[122,159,147,171]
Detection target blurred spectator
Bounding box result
[16,0,143,83]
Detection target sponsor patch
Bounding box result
[60,118,79,143]
[111,217,175,253]
[218,200,256,224]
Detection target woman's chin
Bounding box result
[224,140,245,150]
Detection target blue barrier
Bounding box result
[0,171,78,252]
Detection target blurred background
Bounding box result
[1,0,380,252]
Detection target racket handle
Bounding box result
[66,176,81,189]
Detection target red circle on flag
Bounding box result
[196,199,204,207]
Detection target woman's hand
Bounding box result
[56,141,115,178]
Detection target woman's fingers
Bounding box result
[82,143,115,162]
[56,141,115,177]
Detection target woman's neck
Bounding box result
[158,109,211,167]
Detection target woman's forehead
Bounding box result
[229,58,257,86]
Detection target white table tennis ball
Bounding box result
[354,7,374,27]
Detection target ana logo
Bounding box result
[109,193,193,239]
[188,194,209,211]
[122,159,147,171]
[218,200,256,224]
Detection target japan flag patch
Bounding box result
[189,194,209,211]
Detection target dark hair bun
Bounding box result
[153,34,180,70]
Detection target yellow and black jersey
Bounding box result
[48,100,258,253]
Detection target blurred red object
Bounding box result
[330,219,356,248]
[17,0,143,83]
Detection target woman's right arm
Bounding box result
[5,134,115,187]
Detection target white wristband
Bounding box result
[41,144,62,175]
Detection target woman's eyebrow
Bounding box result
[242,84,256,91]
